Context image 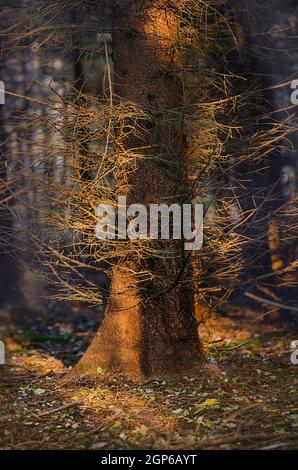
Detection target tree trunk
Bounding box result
[0,58,19,306]
[75,0,205,380]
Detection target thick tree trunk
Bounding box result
[75,1,205,380]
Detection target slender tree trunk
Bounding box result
[75,1,205,380]
[0,59,19,305]
[231,0,298,312]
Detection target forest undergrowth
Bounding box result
[0,306,297,450]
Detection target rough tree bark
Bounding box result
[75,0,205,380]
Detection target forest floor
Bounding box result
[0,304,298,450]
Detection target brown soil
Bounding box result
[0,306,297,450]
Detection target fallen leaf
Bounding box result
[195,398,220,412]
[33,388,45,395]
[91,442,108,450]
